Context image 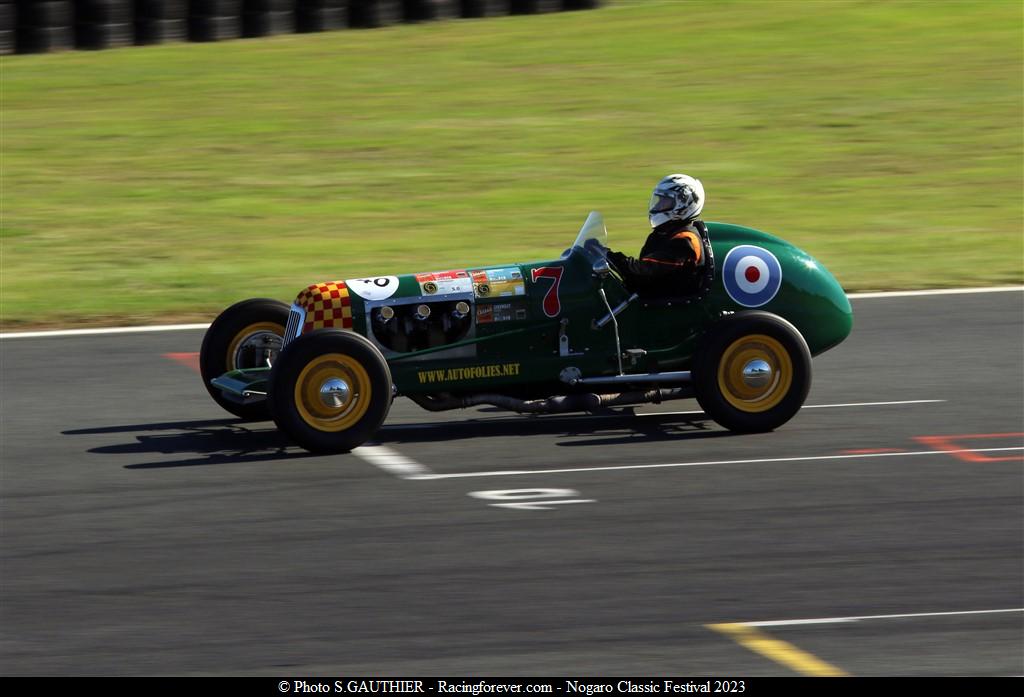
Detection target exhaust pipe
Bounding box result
[408,388,690,415]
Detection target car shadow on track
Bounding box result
[62,412,735,469]
[63,419,313,469]
[375,411,737,447]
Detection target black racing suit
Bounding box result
[607,219,705,298]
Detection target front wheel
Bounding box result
[200,298,290,420]
[693,312,812,432]
[269,330,393,453]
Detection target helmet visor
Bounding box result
[649,192,675,213]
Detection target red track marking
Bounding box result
[841,448,906,454]
[164,352,200,374]
[915,433,1024,463]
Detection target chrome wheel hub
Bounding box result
[319,378,351,408]
[741,359,773,388]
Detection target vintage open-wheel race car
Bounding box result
[200,212,853,453]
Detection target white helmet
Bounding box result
[649,173,705,228]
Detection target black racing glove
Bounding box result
[607,250,628,273]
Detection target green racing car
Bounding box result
[200,212,853,453]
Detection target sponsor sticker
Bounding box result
[417,362,521,384]
[471,267,525,298]
[416,270,472,296]
[345,276,400,301]
[477,303,516,324]
[722,245,783,307]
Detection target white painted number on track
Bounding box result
[468,488,596,511]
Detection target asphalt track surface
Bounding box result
[2,291,1022,676]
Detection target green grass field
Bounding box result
[2,0,1021,328]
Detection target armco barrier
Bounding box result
[8,0,600,52]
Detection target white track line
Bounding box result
[743,608,1024,627]
[847,286,1022,299]
[0,323,210,339]
[352,445,434,480]
[413,446,1024,480]
[2,287,1020,339]
[801,399,945,409]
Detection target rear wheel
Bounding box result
[269,330,392,453]
[200,298,289,420]
[693,312,811,432]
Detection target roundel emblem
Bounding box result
[722,245,782,307]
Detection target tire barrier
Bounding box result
[135,0,187,44]
[510,0,562,15]
[458,0,505,19]
[187,0,242,41]
[76,0,135,49]
[295,0,346,33]
[15,1,75,53]
[348,0,401,29]
[405,0,458,22]
[0,2,14,55]
[242,0,294,37]
[8,0,600,52]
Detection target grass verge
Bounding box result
[2,0,1021,327]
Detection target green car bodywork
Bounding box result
[212,213,851,401]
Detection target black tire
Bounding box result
[135,16,187,42]
[693,312,812,433]
[459,0,504,18]
[296,5,346,31]
[563,0,600,10]
[76,21,134,48]
[0,29,12,54]
[244,0,294,10]
[17,24,74,52]
[200,298,290,420]
[403,0,455,21]
[136,0,188,20]
[0,4,13,33]
[269,330,392,453]
[349,0,401,27]
[188,0,242,17]
[18,1,73,27]
[242,9,294,36]
[188,14,241,40]
[77,0,134,24]
[510,0,561,14]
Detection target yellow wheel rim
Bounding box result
[717,334,793,413]
[294,353,372,432]
[226,321,285,371]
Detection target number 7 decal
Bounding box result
[531,266,564,318]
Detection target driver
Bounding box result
[608,174,707,297]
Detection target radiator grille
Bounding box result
[283,304,304,348]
